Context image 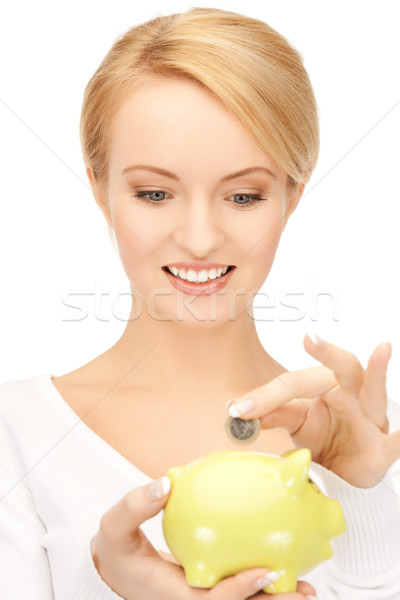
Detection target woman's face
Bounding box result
[93,76,303,327]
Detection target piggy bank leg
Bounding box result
[185,563,221,589]
[264,571,297,595]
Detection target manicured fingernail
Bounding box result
[307,332,324,348]
[254,571,280,589]
[307,596,319,599]
[148,476,171,500]
[228,398,254,418]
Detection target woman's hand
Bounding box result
[227,335,400,488]
[91,477,316,600]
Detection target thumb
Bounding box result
[103,476,171,546]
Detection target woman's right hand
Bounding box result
[90,477,316,600]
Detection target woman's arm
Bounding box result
[310,458,400,598]
[312,398,400,598]
[0,462,126,600]
[0,466,55,599]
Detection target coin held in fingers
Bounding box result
[225,416,261,445]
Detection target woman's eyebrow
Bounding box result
[222,167,278,181]
[121,164,278,181]
[122,164,180,180]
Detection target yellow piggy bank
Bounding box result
[162,448,346,594]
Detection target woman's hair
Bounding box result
[80,7,320,241]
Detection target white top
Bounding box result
[0,373,400,599]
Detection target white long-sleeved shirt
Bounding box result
[0,373,400,599]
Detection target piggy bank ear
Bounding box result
[279,448,312,498]
[166,465,186,486]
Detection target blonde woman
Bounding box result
[1,7,400,599]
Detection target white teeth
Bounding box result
[186,269,198,283]
[166,266,232,283]
[197,270,209,283]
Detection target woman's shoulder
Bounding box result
[0,373,50,407]
[0,373,57,438]
[0,374,53,479]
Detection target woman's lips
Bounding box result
[162,267,236,296]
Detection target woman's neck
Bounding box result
[106,307,286,401]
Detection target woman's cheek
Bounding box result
[239,208,285,262]
[113,205,158,254]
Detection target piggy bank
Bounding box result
[162,448,345,594]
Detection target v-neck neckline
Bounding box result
[39,372,153,484]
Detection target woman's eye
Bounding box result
[132,190,170,205]
[230,193,269,208]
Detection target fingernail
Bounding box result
[148,476,171,500]
[228,398,254,418]
[307,596,319,599]
[307,332,324,348]
[254,571,280,589]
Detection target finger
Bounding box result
[258,398,309,434]
[304,333,364,394]
[227,366,336,419]
[211,567,316,600]
[99,476,171,547]
[296,578,318,596]
[208,569,280,600]
[360,342,392,427]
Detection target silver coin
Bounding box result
[225,416,261,446]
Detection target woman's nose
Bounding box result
[172,199,224,257]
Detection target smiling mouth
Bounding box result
[161,265,236,285]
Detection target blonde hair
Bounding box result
[80,7,320,243]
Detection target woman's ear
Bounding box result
[283,182,305,227]
[86,165,112,227]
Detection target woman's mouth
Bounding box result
[161,265,236,296]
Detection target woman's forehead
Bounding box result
[111,76,241,140]
[108,76,282,180]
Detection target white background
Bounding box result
[1,1,399,401]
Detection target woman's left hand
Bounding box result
[227,334,400,488]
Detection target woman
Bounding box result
[1,7,399,599]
